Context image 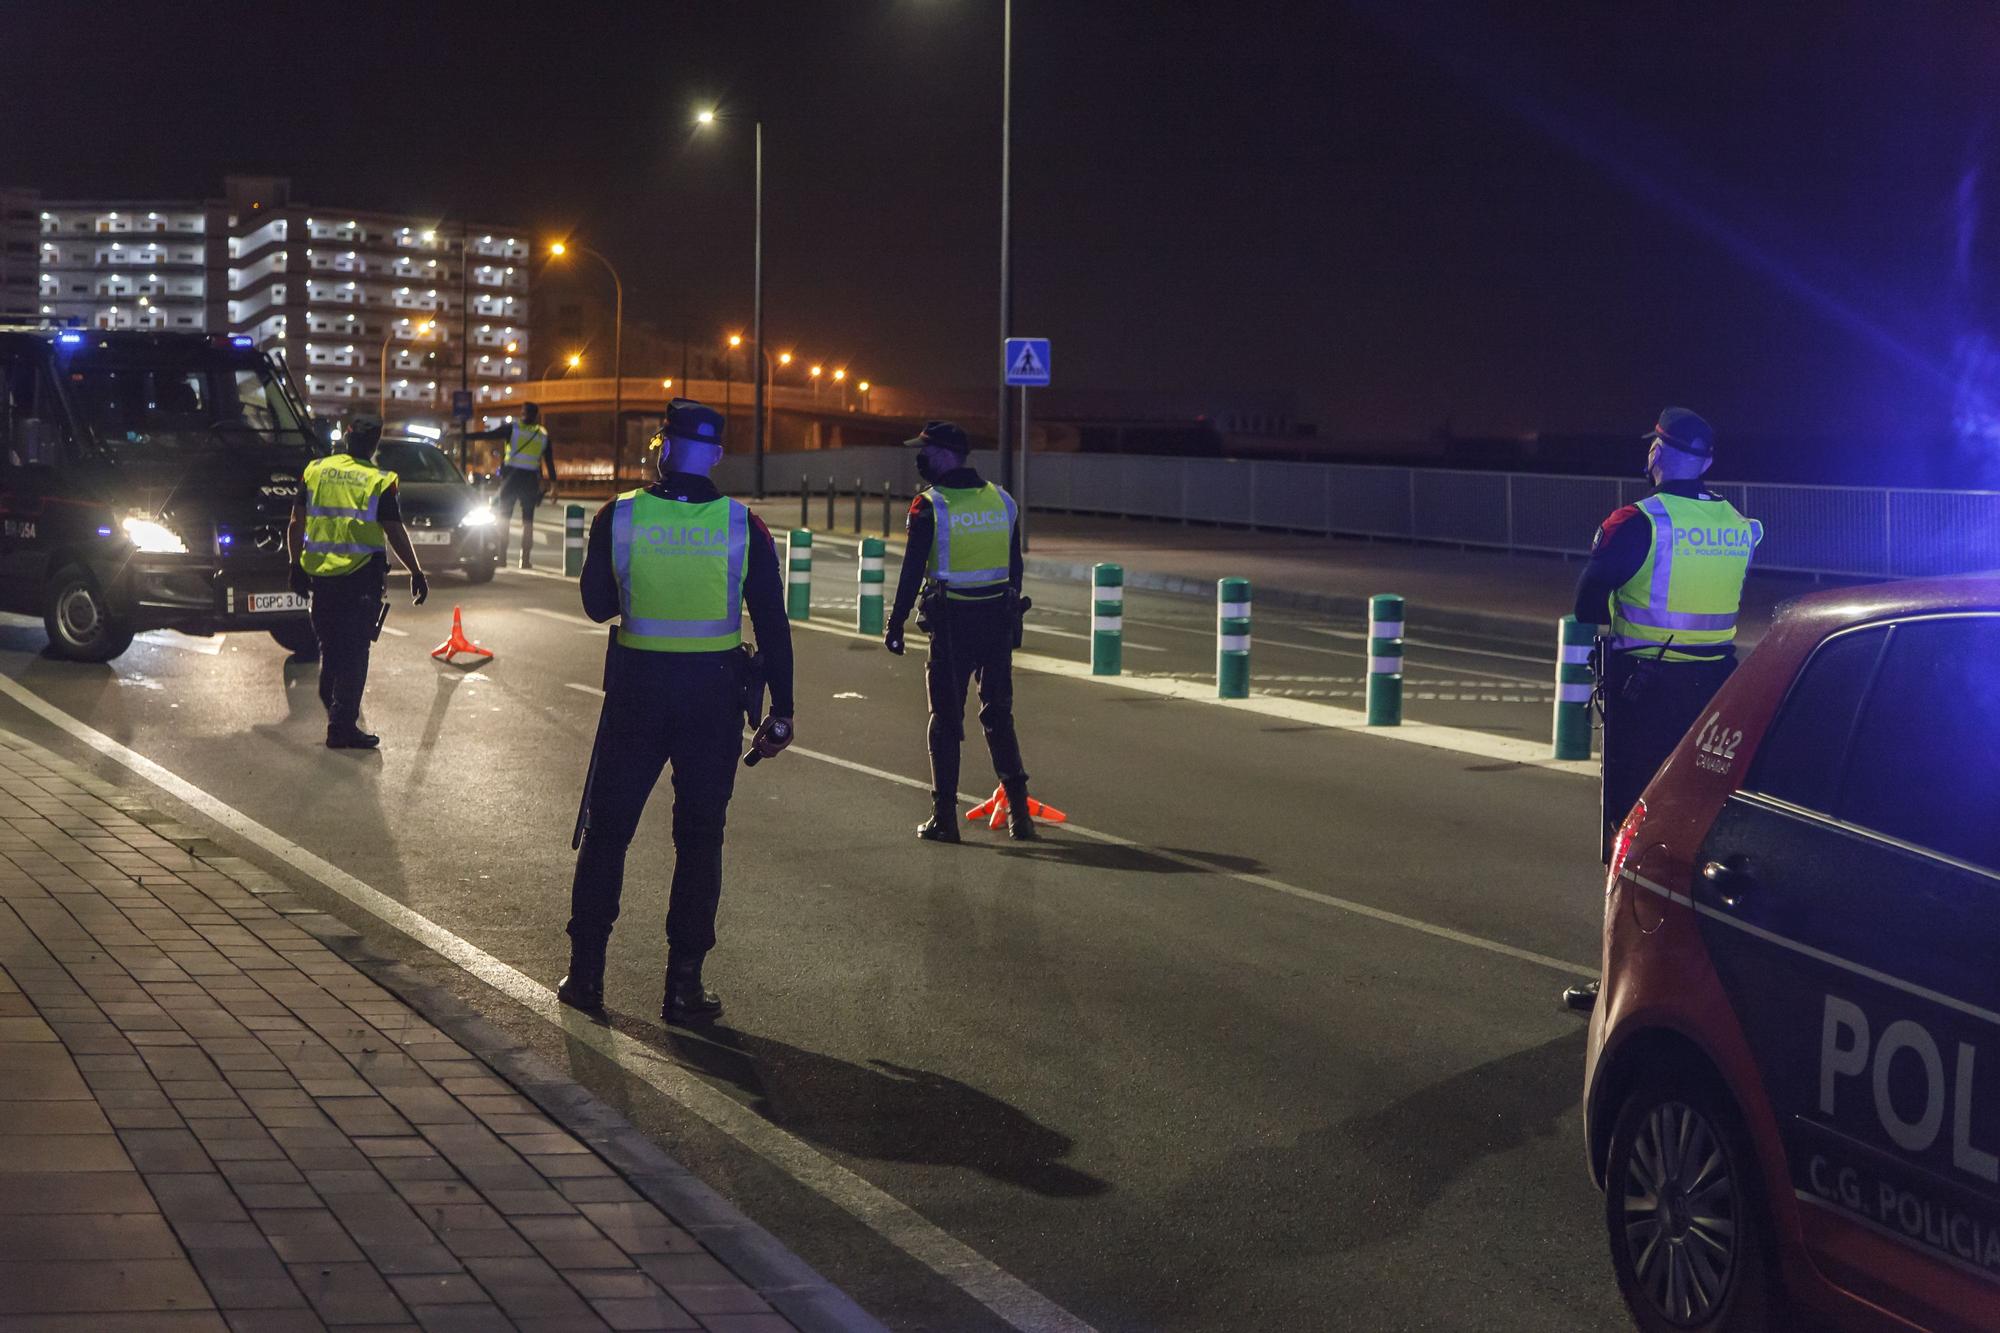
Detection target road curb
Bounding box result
[0,724,889,1333]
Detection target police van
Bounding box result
[1585,576,2000,1331]
[0,320,322,660]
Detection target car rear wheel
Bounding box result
[268,620,320,659]
[1607,1074,1776,1332]
[43,565,135,663]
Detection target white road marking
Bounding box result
[499,564,574,583]
[524,607,602,631]
[1298,624,1551,666]
[788,744,1594,976]
[380,626,410,638]
[0,674,1094,1333]
[565,682,606,697]
[788,619,1592,777]
[1114,615,1547,683]
[1021,624,1163,652]
[136,631,224,656]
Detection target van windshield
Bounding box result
[62,356,317,455]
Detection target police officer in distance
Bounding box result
[285,413,431,749]
[559,398,794,1024]
[883,421,1038,842]
[1563,407,1762,1011]
[465,401,556,568]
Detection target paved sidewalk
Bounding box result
[0,731,827,1333]
[740,503,1836,646]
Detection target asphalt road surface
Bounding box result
[0,541,1627,1332]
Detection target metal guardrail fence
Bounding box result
[712,447,2000,580]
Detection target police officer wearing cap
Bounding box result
[1562,407,1762,1011]
[559,398,794,1024]
[285,413,430,750]
[883,421,1037,842]
[465,402,557,568]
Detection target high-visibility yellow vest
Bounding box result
[611,491,750,652]
[1611,491,1763,660]
[503,423,547,470]
[923,483,1016,601]
[300,454,395,577]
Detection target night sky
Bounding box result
[8,2,2000,474]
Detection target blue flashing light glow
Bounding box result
[229,335,254,348]
[96,526,113,537]
[57,331,84,346]
[218,534,234,547]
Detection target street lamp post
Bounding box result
[696,108,767,498]
[997,0,1014,490]
[378,318,432,417]
[548,241,624,479]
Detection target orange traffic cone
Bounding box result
[964,784,1067,830]
[430,605,494,664]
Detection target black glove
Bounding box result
[410,569,430,606]
[287,564,310,598]
[884,621,905,656]
[743,714,794,767]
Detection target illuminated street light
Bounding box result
[548,240,625,473]
[728,333,742,348]
[696,108,716,125]
[778,351,793,367]
[832,368,846,383]
[695,105,769,496]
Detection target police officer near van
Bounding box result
[285,413,430,749]
[883,420,1038,842]
[465,401,556,568]
[1563,407,1762,1011]
[559,398,794,1024]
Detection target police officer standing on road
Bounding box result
[465,401,556,568]
[1563,407,1761,1011]
[883,421,1038,842]
[559,398,795,1024]
[286,413,430,750]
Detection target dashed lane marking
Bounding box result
[565,682,606,697]
[524,607,602,632]
[0,673,1095,1333]
[380,626,410,638]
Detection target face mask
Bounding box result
[915,449,941,484]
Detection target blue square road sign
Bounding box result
[451,389,474,422]
[1004,337,1051,387]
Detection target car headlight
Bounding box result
[121,515,187,554]
[459,507,496,528]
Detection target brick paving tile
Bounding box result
[0,740,812,1333]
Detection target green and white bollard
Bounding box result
[787,529,813,621]
[857,536,886,635]
[1091,563,1124,676]
[1553,615,1595,760]
[1217,577,1251,698]
[563,503,586,578]
[1367,593,1404,726]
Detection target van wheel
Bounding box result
[1607,1074,1777,1332]
[268,620,320,659]
[43,566,135,662]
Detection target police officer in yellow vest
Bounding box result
[285,414,430,749]
[560,398,794,1024]
[884,421,1037,842]
[1563,407,1762,1010]
[466,401,556,568]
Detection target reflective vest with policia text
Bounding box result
[300,454,395,577]
[922,483,1017,601]
[503,423,548,470]
[1610,491,1764,661]
[610,491,751,652]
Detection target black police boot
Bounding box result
[1562,980,1600,1014]
[916,799,960,843]
[1002,778,1038,841]
[326,727,381,750]
[557,937,607,1014]
[662,955,722,1026]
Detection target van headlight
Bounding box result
[459,507,495,528]
[121,515,187,554]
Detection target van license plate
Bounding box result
[247,592,308,613]
[411,531,454,546]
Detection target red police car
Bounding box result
[1584,576,2000,1332]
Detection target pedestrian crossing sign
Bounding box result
[1004,337,1052,386]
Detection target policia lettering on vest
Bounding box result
[883,420,1040,843]
[465,401,556,569]
[284,414,431,750]
[558,399,795,1025]
[1562,407,1763,1012]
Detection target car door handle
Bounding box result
[1702,859,1754,908]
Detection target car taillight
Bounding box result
[1606,799,1645,894]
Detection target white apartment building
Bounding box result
[19,176,531,424]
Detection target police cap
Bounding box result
[903,420,969,455]
[1642,406,1715,458]
[665,397,725,446]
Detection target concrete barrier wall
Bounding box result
[721,448,2000,580]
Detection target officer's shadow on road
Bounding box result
[636,1024,1111,1199]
